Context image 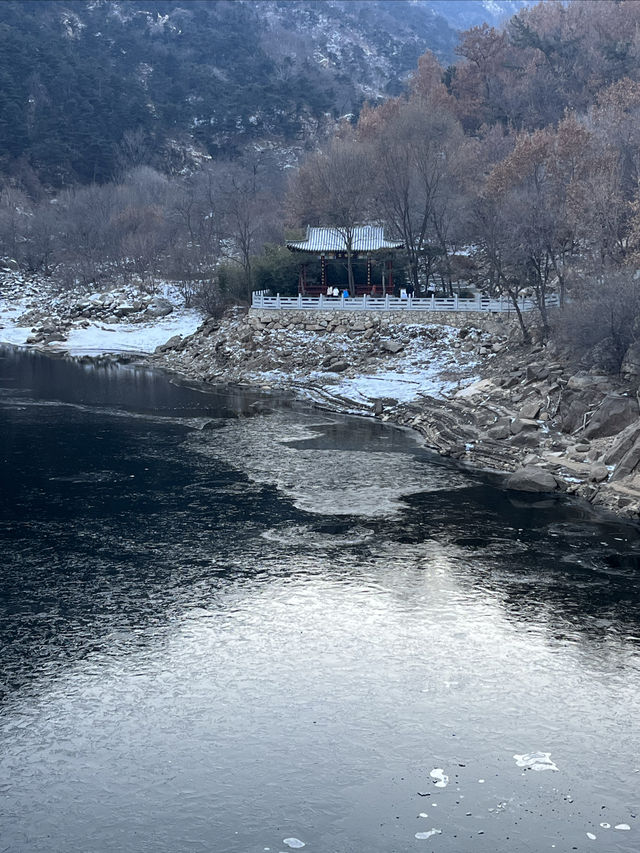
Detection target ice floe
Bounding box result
[430,768,449,788]
[513,751,559,771]
[415,828,442,840]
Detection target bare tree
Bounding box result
[289,136,371,294]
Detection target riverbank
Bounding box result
[148,306,640,520]
[3,270,640,520]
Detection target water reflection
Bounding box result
[1,347,639,852]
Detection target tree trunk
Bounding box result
[509,292,531,343]
[346,248,355,295]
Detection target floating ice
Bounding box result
[513,752,559,771]
[430,768,449,788]
[419,812,429,818]
[600,823,610,829]
[614,824,631,830]
[415,829,442,840]
[283,840,305,849]
[586,832,596,840]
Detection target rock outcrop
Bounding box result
[505,466,559,492]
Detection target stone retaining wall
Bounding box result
[248,308,520,336]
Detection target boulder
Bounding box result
[486,422,511,440]
[526,364,549,382]
[505,466,559,492]
[566,372,610,391]
[582,394,638,439]
[509,432,543,449]
[114,304,138,317]
[602,421,640,467]
[510,417,540,435]
[518,398,542,420]
[558,388,602,433]
[143,298,174,319]
[611,439,640,481]
[381,339,404,354]
[326,360,349,373]
[454,378,496,399]
[589,464,610,483]
[154,334,183,353]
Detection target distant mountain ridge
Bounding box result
[0,0,533,189]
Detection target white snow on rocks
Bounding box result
[0,269,202,355]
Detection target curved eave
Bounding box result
[286,242,404,253]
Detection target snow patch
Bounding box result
[513,752,558,771]
[430,768,449,788]
[415,829,442,839]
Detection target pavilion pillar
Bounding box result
[321,254,326,292]
[367,255,372,292]
[387,259,394,293]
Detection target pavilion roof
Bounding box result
[286,225,404,254]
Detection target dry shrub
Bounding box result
[552,271,640,373]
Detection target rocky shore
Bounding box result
[3,269,640,520]
[150,306,640,520]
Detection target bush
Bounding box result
[552,270,640,372]
[191,279,235,318]
[253,244,300,295]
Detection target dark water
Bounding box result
[1,345,639,853]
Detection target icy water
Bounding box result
[1,345,640,853]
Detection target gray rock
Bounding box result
[510,417,540,435]
[509,431,543,449]
[505,466,559,492]
[143,298,174,319]
[381,339,404,354]
[566,372,609,391]
[486,423,511,440]
[589,464,609,483]
[154,334,183,353]
[558,389,602,433]
[518,398,542,420]
[326,361,349,373]
[611,439,640,481]
[603,421,640,466]
[583,394,638,439]
[114,304,138,317]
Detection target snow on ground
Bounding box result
[242,324,479,408]
[0,300,33,347]
[0,272,202,355]
[329,328,471,403]
[329,366,459,404]
[60,310,202,355]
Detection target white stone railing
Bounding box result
[251,292,560,313]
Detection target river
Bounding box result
[1,344,639,853]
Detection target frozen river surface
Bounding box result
[1,345,639,852]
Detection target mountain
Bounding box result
[0,0,534,189]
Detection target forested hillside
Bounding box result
[5,0,640,370]
[0,0,491,189]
